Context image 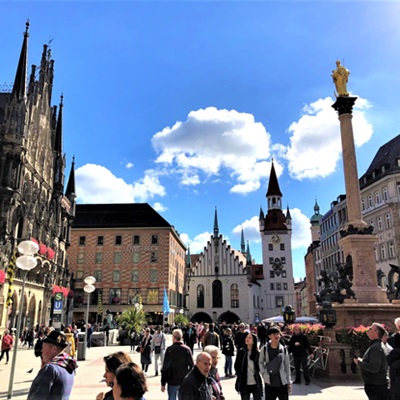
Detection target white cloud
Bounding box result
[125,162,134,169]
[180,232,212,254]
[75,164,166,204]
[153,202,167,212]
[284,97,373,180]
[232,216,261,243]
[152,107,272,194]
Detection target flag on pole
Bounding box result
[163,288,171,315]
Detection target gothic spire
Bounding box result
[259,206,264,220]
[213,206,219,237]
[66,156,76,197]
[241,227,245,254]
[286,205,292,220]
[186,245,192,268]
[246,241,252,265]
[266,160,282,198]
[54,94,63,153]
[12,21,29,100]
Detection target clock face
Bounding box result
[271,233,280,244]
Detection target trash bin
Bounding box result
[77,332,86,361]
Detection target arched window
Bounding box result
[197,285,204,308]
[212,280,223,308]
[231,284,239,308]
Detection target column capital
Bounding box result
[332,96,358,116]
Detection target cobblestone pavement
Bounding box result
[0,335,367,400]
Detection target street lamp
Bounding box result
[318,300,337,328]
[283,304,296,325]
[7,240,39,399]
[83,276,96,360]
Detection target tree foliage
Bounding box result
[174,313,189,326]
[115,306,147,333]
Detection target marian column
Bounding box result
[331,60,386,304]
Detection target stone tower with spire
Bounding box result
[310,199,322,242]
[0,23,75,331]
[259,161,295,317]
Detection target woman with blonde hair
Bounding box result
[63,328,76,358]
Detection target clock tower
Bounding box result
[259,161,295,318]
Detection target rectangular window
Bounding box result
[94,270,102,282]
[113,252,122,264]
[368,194,373,207]
[270,271,275,278]
[150,269,158,282]
[115,235,122,245]
[380,244,386,260]
[375,191,381,204]
[280,243,285,251]
[282,271,287,278]
[270,283,274,290]
[133,253,140,263]
[151,252,158,263]
[79,236,86,246]
[113,270,120,282]
[95,252,103,264]
[110,289,121,304]
[383,187,388,201]
[75,270,83,282]
[283,283,288,290]
[151,235,158,245]
[269,257,274,264]
[131,270,139,282]
[276,296,284,308]
[377,216,383,231]
[147,289,159,304]
[97,236,104,246]
[276,283,282,290]
[133,235,140,245]
[77,252,85,264]
[389,242,395,258]
[268,244,273,251]
[385,213,392,229]
[281,257,286,264]
[361,198,366,211]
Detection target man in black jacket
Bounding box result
[161,329,194,400]
[288,326,313,385]
[179,352,213,400]
[183,322,197,354]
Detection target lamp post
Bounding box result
[283,304,296,325]
[7,240,39,399]
[83,276,96,360]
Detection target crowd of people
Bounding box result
[2,318,400,400]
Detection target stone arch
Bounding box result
[191,312,213,323]
[218,311,241,324]
[27,295,36,328]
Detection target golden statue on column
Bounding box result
[331,60,350,97]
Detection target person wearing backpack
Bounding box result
[204,323,219,347]
[259,326,292,400]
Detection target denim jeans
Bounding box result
[225,355,232,375]
[167,384,180,400]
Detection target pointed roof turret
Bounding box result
[241,228,245,254]
[310,199,322,224]
[54,95,63,153]
[186,245,192,268]
[286,205,292,220]
[259,206,264,220]
[246,241,252,265]
[12,21,29,100]
[213,206,219,237]
[65,156,76,197]
[266,160,282,198]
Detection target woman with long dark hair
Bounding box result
[234,333,263,400]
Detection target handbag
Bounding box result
[136,346,142,353]
[266,353,283,376]
[154,345,161,354]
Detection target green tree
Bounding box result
[174,313,189,326]
[115,306,147,333]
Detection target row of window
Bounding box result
[361,187,389,210]
[74,268,158,283]
[270,282,288,290]
[368,213,392,231]
[77,251,158,264]
[75,288,160,305]
[196,282,239,308]
[268,244,285,251]
[79,234,159,246]
[269,256,286,264]
[269,270,287,278]
[376,242,396,261]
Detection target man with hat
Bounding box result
[27,331,78,399]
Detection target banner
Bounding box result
[163,287,171,315]
[6,252,16,307]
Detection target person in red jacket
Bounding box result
[0,329,14,364]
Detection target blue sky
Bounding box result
[2,1,400,279]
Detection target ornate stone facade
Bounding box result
[0,23,75,333]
